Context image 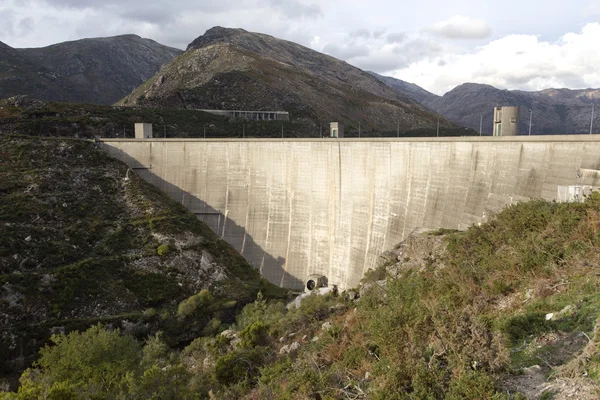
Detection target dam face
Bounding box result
[98,136,600,289]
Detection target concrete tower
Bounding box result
[493,106,520,136]
[330,122,344,138]
[135,123,153,139]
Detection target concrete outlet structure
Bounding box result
[98,136,600,290]
[493,106,520,136]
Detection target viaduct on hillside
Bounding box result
[98,136,600,290]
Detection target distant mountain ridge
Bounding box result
[0,35,182,104]
[4,28,596,135]
[118,27,460,134]
[374,75,600,135]
[0,40,89,102]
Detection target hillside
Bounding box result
[375,75,600,135]
[19,35,182,104]
[0,135,285,388]
[118,27,462,135]
[2,194,599,398]
[0,98,313,138]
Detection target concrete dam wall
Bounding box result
[98,136,600,290]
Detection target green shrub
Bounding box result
[157,243,170,256]
[501,312,551,344]
[341,345,365,369]
[142,308,156,320]
[141,333,171,370]
[18,325,141,398]
[214,347,269,386]
[177,289,213,319]
[539,390,557,400]
[202,318,222,336]
[284,293,342,332]
[446,370,507,400]
[236,292,286,330]
[238,321,270,348]
[409,362,448,399]
[133,364,192,399]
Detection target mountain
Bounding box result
[428,83,600,135]
[369,71,438,105]
[0,40,88,102]
[375,75,600,135]
[19,35,182,104]
[0,35,181,104]
[118,27,460,134]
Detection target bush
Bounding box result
[18,324,141,398]
[177,289,213,319]
[202,318,222,336]
[157,243,170,256]
[446,370,507,400]
[214,347,269,386]
[284,293,341,331]
[501,312,551,344]
[236,291,286,330]
[239,321,270,348]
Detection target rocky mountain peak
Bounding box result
[121,27,459,134]
[115,33,143,40]
[187,26,250,50]
[447,82,499,94]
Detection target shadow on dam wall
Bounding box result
[107,146,304,289]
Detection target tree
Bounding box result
[18,324,141,399]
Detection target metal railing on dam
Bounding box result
[97,135,600,290]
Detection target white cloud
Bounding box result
[319,28,444,74]
[425,15,492,40]
[394,22,600,94]
[386,32,407,44]
[0,0,322,49]
[323,42,371,59]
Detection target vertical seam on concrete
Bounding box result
[241,142,250,255]
[282,145,293,287]
[424,143,433,227]
[202,145,208,216]
[401,144,412,240]
[463,142,475,225]
[222,145,230,238]
[307,143,313,276]
[181,142,188,207]
[327,145,335,287]
[261,143,272,275]
[383,142,391,250]
[282,191,294,287]
[363,151,375,279]
[338,141,343,286]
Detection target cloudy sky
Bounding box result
[1,0,599,95]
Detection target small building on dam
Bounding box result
[493,106,520,136]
